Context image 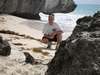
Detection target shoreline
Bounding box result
[21,19,45,31]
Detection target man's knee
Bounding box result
[57,34,62,39]
[42,38,49,44]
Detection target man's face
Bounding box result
[48,15,54,25]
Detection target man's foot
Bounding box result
[55,44,59,50]
[47,42,52,49]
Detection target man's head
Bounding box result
[48,14,54,25]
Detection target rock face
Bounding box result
[45,11,100,75]
[0,0,76,19]
[0,35,11,56]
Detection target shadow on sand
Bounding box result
[39,47,56,51]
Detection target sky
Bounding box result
[73,0,100,5]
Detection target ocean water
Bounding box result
[39,4,100,39]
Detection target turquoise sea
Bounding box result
[71,4,100,15]
[39,4,100,39]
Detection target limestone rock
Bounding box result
[45,11,100,75]
[0,0,76,19]
[0,35,11,56]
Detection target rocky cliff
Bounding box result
[0,0,76,19]
[45,11,100,75]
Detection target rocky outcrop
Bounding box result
[0,35,11,56]
[0,0,76,19]
[45,11,100,75]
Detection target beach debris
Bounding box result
[0,35,11,56]
[0,29,19,35]
[42,52,50,56]
[0,29,43,43]
[33,48,50,56]
[0,17,6,22]
[12,43,23,46]
[23,52,42,65]
[5,38,12,41]
[33,48,43,53]
[21,47,31,50]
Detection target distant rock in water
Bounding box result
[0,35,11,56]
[0,0,76,19]
[45,11,100,75]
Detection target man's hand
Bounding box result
[44,34,55,39]
[44,30,63,39]
[49,32,56,39]
[51,32,56,36]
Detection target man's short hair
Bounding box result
[49,13,54,17]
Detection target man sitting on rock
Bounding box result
[42,14,63,50]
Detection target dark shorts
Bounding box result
[42,34,57,42]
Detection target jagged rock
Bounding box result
[0,35,11,56]
[93,11,100,18]
[45,11,100,75]
[0,0,76,19]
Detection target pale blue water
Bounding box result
[71,4,100,15]
[40,4,100,39]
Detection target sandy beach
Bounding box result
[0,14,57,75]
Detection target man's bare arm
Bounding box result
[44,30,63,39]
[44,34,54,39]
[55,30,63,34]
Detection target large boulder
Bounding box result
[45,11,100,75]
[0,0,76,19]
[0,35,11,56]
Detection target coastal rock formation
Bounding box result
[0,35,11,56]
[0,0,76,19]
[45,11,100,75]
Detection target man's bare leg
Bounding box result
[42,38,52,48]
[55,34,62,49]
[42,38,49,44]
[57,33,62,45]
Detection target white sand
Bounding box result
[0,14,56,75]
